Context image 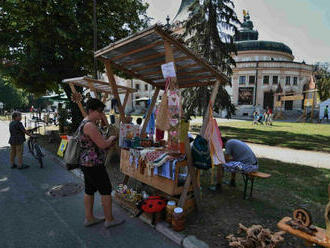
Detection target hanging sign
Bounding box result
[280,95,304,101]
[275,101,282,107]
[57,139,68,157]
[304,99,313,106]
[161,62,176,78]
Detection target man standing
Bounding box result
[9,112,30,169]
[323,105,329,122]
[222,138,258,186]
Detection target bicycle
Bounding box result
[27,126,44,168]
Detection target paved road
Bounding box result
[0,120,179,248]
[247,142,330,169]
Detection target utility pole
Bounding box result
[93,0,97,79]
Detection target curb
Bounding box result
[155,222,209,248]
[41,148,209,248]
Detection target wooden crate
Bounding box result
[120,149,199,196]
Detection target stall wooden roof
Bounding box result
[62,76,137,94]
[95,25,228,89]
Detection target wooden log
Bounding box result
[140,87,160,135]
[69,83,87,117]
[104,62,126,122]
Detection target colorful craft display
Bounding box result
[119,123,140,148]
[116,184,142,203]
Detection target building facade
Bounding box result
[230,12,313,116]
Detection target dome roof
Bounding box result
[235,40,293,55]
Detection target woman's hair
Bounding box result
[136,117,142,125]
[86,98,105,112]
[221,137,228,145]
[12,111,21,120]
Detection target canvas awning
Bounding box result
[62,76,137,94]
[94,25,228,89]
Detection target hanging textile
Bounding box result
[204,104,225,166]
[155,79,170,131]
[145,99,155,135]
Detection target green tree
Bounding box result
[181,0,239,118]
[314,62,330,101]
[0,0,149,129]
[0,78,29,111]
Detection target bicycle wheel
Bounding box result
[27,139,33,155]
[34,145,44,168]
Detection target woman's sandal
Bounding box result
[84,217,105,227]
[104,218,125,229]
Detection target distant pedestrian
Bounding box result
[267,107,273,125]
[257,112,264,124]
[252,111,258,125]
[323,105,329,122]
[8,112,30,169]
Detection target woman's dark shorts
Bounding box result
[81,165,112,195]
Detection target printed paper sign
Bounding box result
[161,62,176,78]
[57,139,68,157]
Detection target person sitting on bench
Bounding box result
[222,138,258,187]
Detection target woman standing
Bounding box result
[78,98,124,228]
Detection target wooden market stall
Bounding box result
[94,25,229,211]
[62,76,137,117]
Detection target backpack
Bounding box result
[191,135,212,170]
[64,121,88,170]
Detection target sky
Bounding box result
[145,0,330,64]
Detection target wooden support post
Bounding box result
[104,62,126,122]
[310,91,316,120]
[123,91,130,111]
[140,87,160,135]
[69,83,87,117]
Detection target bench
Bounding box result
[241,171,271,199]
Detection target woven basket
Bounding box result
[114,192,140,216]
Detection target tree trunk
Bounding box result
[62,84,83,133]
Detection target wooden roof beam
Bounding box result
[109,40,163,62]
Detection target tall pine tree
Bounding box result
[181,0,240,118]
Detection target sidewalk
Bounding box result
[0,122,179,248]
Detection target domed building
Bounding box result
[230,11,313,116]
[172,0,314,117]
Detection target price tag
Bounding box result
[161,62,176,78]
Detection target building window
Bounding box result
[263,75,269,85]
[248,76,255,85]
[293,77,297,85]
[239,76,246,85]
[286,76,290,85]
[135,83,140,90]
[273,76,278,84]
[238,87,254,105]
[144,85,148,91]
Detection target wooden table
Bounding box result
[277,217,330,247]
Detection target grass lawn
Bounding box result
[191,120,330,153]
